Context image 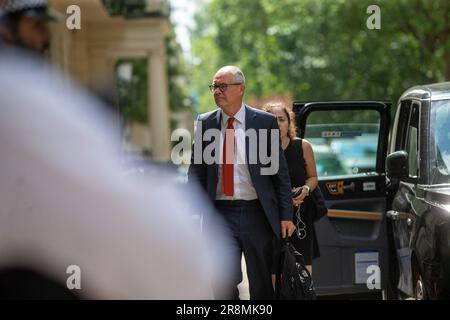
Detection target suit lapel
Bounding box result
[211,109,222,178]
[212,108,222,130]
[245,105,258,179]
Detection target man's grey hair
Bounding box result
[217,65,246,84]
[234,68,245,84]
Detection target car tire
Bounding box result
[411,260,430,300]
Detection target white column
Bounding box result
[148,49,171,162]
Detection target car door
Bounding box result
[387,100,421,297]
[293,101,391,297]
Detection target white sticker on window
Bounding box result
[363,181,376,191]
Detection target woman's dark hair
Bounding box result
[263,102,298,139]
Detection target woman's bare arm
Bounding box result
[302,139,318,192]
[292,139,319,205]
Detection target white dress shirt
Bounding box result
[216,104,258,200]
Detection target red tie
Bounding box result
[222,117,235,196]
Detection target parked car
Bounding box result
[308,132,376,176]
[310,144,350,177]
[330,135,378,174]
[385,82,450,299]
[293,83,450,299]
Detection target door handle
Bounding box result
[386,210,399,220]
[326,181,354,195]
[343,182,356,192]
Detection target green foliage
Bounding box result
[115,19,190,125]
[116,31,191,124]
[307,109,380,125]
[102,0,125,15]
[102,0,170,18]
[116,58,148,123]
[166,28,191,114]
[191,0,450,115]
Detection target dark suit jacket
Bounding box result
[188,105,293,238]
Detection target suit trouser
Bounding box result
[214,200,275,300]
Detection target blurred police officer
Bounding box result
[0,0,59,55]
[0,1,232,300]
[0,39,231,301]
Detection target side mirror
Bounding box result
[386,151,408,180]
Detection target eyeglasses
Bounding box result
[209,83,242,93]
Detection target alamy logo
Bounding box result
[171,124,281,175]
[366,265,381,290]
[66,5,81,30]
[366,5,381,30]
[66,265,81,290]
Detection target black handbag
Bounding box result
[275,239,316,300]
[295,138,328,222]
[310,186,328,222]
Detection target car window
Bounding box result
[304,110,380,177]
[394,100,412,151]
[431,99,450,184]
[406,103,419,179]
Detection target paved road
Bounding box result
[237,256,392,300]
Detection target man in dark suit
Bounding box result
[188,66,295,300]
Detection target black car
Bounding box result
[293,82,450,299]
[385,82,450,299]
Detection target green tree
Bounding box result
[116,58,148,123]
[113,2,191,129]
[191,0,449,118]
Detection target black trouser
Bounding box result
[214,200,275,300]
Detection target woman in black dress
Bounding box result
[264,102,320,275]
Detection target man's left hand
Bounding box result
[281,220,296,239]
